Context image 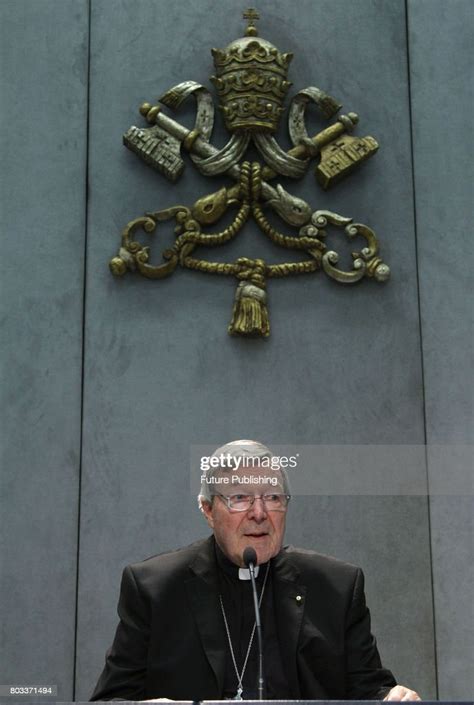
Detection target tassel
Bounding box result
[228,281,270,337]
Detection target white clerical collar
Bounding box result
[238,566,260,580]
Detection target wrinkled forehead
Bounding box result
[212,463,286,495]
[204,440,291,497]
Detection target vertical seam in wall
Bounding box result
[404,0,439,698]
[72,0,92,699]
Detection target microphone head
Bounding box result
[243,546,258,567]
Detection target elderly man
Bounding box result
[91,440,420,702]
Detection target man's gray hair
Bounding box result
[197,439,290,510]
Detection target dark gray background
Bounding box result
[1,0,472,701]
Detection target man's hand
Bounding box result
[384,685,421,701]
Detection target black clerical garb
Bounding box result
[215,543,291,699]
[91,536,397,701]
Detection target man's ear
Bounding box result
[201,499,215,529]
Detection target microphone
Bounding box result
[243,547,265,700]
[243,546,257,570]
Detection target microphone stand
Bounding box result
[246,550,265,700]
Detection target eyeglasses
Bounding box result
[215,492,291,512]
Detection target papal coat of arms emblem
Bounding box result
[110,9,389,337]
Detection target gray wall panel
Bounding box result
[77,1,435,699]
[408,0,473,699]
[0,0,89,700]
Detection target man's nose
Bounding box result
[247,496,267,521]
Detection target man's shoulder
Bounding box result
[125,536,212,584]
[280,545,362,583]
